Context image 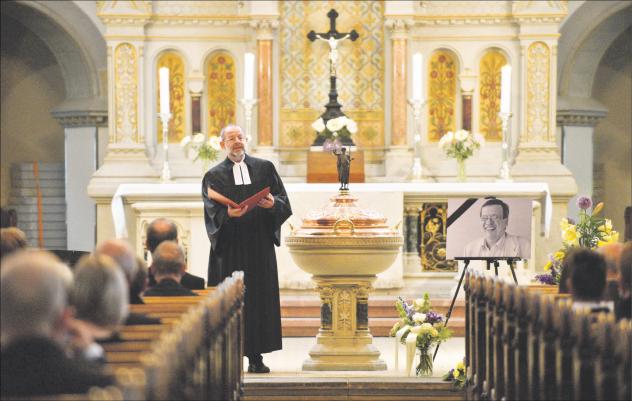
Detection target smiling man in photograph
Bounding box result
[463,198,530,258]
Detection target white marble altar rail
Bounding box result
[111,182,552,239]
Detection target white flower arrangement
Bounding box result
[438,129,484,161]
[312,116,357,141]
[180,133,222,162]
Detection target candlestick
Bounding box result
[407,98,427,181]
[244,53,255,100]
[239,98,258,153]
[496,111,513,182]
[159,111,172,182]
[412,53,423,101]
[500,65,511,114]
[159,67,170,116]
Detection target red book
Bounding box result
[207,186,271,215]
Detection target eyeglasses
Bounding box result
[224,136,246,143]
[480,215,503,223]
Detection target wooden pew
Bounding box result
[491,280,506,401]
[538,296,557,400]
[555,299,575,401]
[502,282,517,401]
[514,287,530,401]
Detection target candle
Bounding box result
[412,53,423,100]
[500,65,511,114]
[244,52,255,99]
[159,67,170,115]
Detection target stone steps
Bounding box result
[243,376,464,401]
[281,296,465,337]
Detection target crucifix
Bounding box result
[307,9,359,146]
[308,9,359,77]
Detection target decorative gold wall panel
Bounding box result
[206,51,236,137]
[420,203,456,272]
[478,49,506,141]
[428,50,457,141]
[391,38,407,146]
[257,40,273,146]
[114,43,138,143]
[157,51,185,143]
[526,42,550,142]
[279,1,384,147]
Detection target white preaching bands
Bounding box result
[232,161,252,186]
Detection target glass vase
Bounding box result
[456,158,467,182]
[416,346,433,377]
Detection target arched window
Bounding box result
[428,50,457,141]
[478,49,507,141]
[156,51,185,143]
[206,51,236,137]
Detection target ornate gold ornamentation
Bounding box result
[157,51,185,143]
[478,49,507,142]
[258,40,273,146]
[114,43,139,143]
[526,42,550,142]
[279,1,384,148]
[391,38,407,146]
[428,50,457,141]
[206,51,236,137]
[420,203,457,272]
[337,289,353,332]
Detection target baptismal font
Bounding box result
[286,188,402,370]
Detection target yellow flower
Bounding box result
[456,361,465,371]
[592,202,604,215]
[598,231,619,247]
[431,328,439,337]
[544,261,552,271]
[562,226,579,246]
[560,218,571,230]
[553,251,565,261]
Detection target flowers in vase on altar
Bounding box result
[534,196,619,285]
[312,116,357,143]
[442,358,466,389]
[180,133,222,162]
[438,129,484,161]
[390,293,452,376]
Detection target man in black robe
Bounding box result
[202,124,292,373]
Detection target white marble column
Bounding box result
[51,110,107,251]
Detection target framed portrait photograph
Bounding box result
[446,197,532,259]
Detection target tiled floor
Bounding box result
[245,336,465,378]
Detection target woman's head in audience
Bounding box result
[71,254,129,332]
[565,247,607,302]
[0,227,28,260]
[1,250,73,347]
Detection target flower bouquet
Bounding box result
[438,130,484,181]
[535,196,619,285]
[442,358,466,389]
[312,116,357,145]
[180,133,222,171]
[390,293,452,376]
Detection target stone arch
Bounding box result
[558,2,631,98]
[1,1,105,101]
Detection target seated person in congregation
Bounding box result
[463,198,530,258]
[67,254,129,364]
[565,247,613,313]
[95,239,160,325]
[597,242,625,302]
[1,250,113,397]
[0,227,28,259]
[146,218,205,290]
[615,242,631,320]
[143,241,198,297]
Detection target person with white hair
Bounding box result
[68,254,129,364]
[1,250,113,397]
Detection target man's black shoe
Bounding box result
[247,363,270,373]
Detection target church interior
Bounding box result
[1,1,631,400]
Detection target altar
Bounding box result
[107,182,553,289]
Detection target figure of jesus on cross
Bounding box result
[307,9,359,77]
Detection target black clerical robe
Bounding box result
[202,154,292,356]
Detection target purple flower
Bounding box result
[535,273,556,285]
[425,311,443,324]
[576,196,592,210]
